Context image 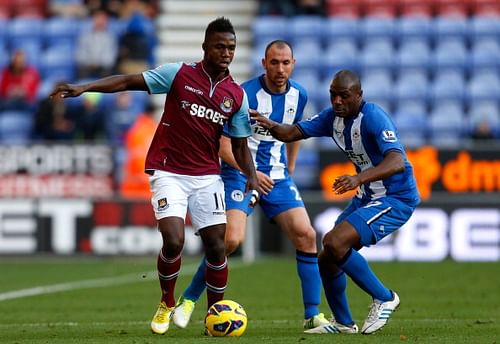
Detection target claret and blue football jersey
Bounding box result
[297,101,420,206]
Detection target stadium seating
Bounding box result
[428,101,466,147]
[44,17,82,50]
[6,17,44,50]
[396,16,433,44]
[360,16,396,43]
[430,69,467,105]
[324,17,359,47]
[326,0,361,17]
[433,16,469,44]
[433,38,468,71]
[289,15,324,43]
[467,101,500,137]
[469,38,500,73]
[251,16,288,46]
[362,0,399,18]
[398,0,434,17]
[397,38,432,71]
[323,39,359,77]
[0,110,34,144]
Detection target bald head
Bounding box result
[330,69,363,118]
[333,70,361,93]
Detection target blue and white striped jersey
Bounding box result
[222,75,308,180]
[297,101,420,205]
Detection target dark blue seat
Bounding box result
[433,16,469,45]
[430,70,466,105]
[39,45,76,82]
[44,17,83,50]
[396,16,433,45]
[396,38,432,72]
[324,17,359,43]
[252,16,289,46]
[7,17,44,50]
[433,38,468,71]
[359,16,396,45]
[323,39,359,77]
[290,15,324,43]
[394,70,429,102]
[0,110,34,144]
[469,38,500,73]
[428,102,466,147]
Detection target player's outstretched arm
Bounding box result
[50,74,148,99]
[249,109,303,142]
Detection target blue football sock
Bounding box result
[340,249,392,302]
[182,256,206,302]
[320,270,354,326]
[296,250,322,319]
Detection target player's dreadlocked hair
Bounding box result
[204,17,236,42]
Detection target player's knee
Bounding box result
[205,240,226,261]
[322,231,348,263]
[224,237,241,256]
[291,225,317,249]
[161,238,184,256]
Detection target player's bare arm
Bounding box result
[249,109,303,142]
[285,141,301,176]
[219,136,274,194]
[230,136,259,193]
[333,151,405,194]
[50,74,148,98]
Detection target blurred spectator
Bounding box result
[258,0,296,16]
[77,92,107,140]
[105,91,140,145]
[120,102,157,199]
[75,10,117,79]
[296,0,325,15]
[115,11,156,74]
[85,0,158,18]
[471,119,496,141]
[33,80,78,141]
[49,0,88,17]
[0,50,40,111]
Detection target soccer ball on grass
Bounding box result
[204,300,247,337]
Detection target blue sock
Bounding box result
[340,249,392,302]
[183,257,206,302]
[296,250,321,319]
[320,270,354,325]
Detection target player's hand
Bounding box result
[49,83,85,99]
[257,171,274,195]
[249,109,277,130]
[248,189,260,208]
[332,175,362,194]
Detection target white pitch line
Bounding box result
[0,260,245,303]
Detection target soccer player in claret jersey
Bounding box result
[251,69,420,335]
[50,17,259,335]
[172,40,329,332]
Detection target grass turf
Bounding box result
[0,256,498,343]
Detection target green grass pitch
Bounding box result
[0,256,498,343]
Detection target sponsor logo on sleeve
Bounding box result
[382,130,397,142]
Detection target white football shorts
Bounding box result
[149,170,226,230]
